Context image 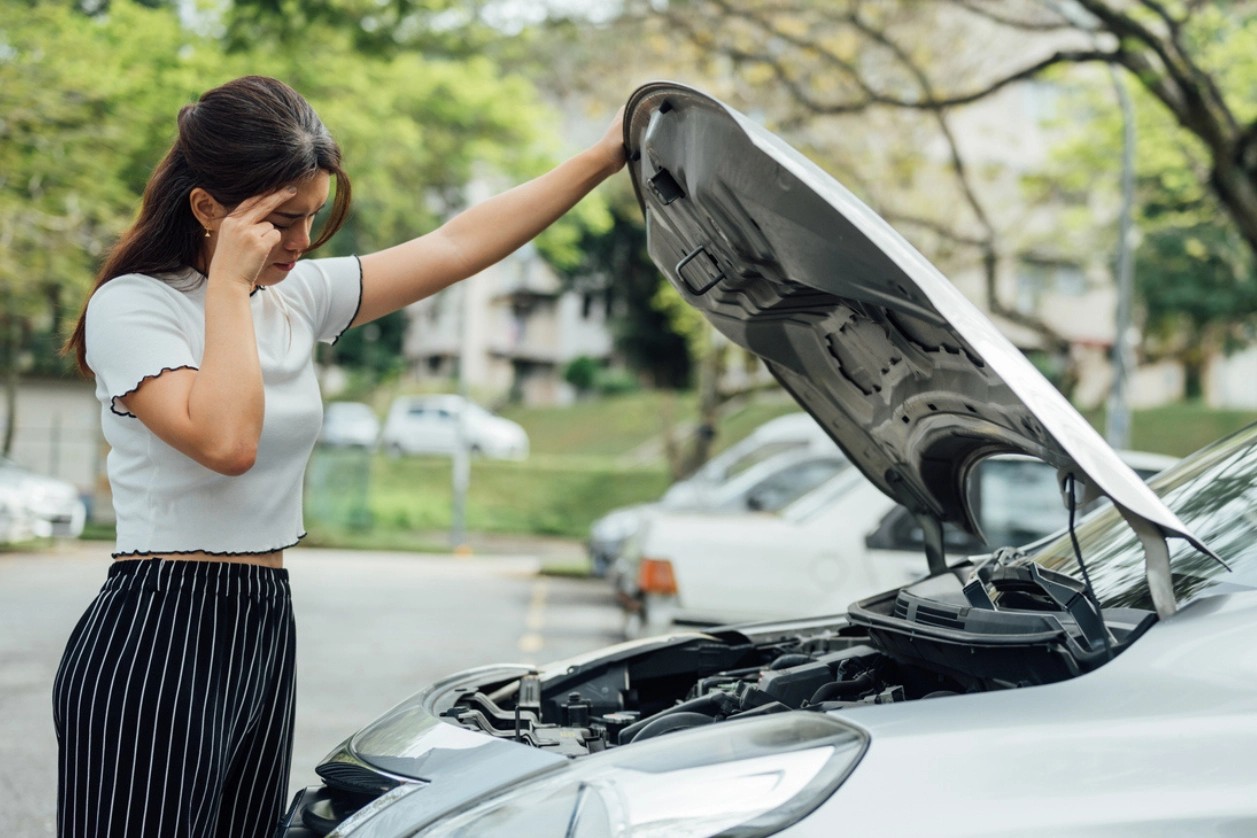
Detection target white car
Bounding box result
[0,455,87,542]
[588,413,837,575]
[379,394,529,460]
[278,83,1257,837]
[616,450,1176,635]
[660,412,833,506]
[599,446,849,586]
[319,401,381,449]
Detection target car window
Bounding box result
[1033,424,1257,610]
[743,458,848,512]
[723,440,808,479]
[972,458,1070,549]
[867,505,986,554]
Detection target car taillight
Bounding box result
[638,557,678,594]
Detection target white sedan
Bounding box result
[379,394,528,460]
[617,451,1176,635]
[0,455,87,542]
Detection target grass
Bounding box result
[80,393,1257,555]
[498,390,698,459]
[1081,401,1257,457]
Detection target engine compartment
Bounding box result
[293,563,1161,835]
[431,565,1157,758]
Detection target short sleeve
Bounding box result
[85,275,200,417]
[273,256,363,344]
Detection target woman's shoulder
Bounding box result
[89,271,203,317]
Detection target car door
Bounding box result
[664,474,896,623]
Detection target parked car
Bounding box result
[660,412,833,505]
[277,83,1257,836]
[597,447,848,582]
[379,394,529,460]
[0,455,86,542]
[614,449,1176,636]
[318,401,381,449]
[0,481,40,543]
[588,414,839,575]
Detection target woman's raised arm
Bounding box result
[353,108,626,327]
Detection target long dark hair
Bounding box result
[63,75,352,376]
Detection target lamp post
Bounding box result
[451,282,472,552]
[1105,64,1136,451]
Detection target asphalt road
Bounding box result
[0,540,622,837]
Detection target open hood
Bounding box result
[624,82,1214,616]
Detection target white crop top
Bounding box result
[86,256,363,557]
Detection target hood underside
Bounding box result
[623,82,1211,609]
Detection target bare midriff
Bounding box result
[114,550,284,569]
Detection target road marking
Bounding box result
[518,579,548,655]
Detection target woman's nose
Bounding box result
[285,225,311,253]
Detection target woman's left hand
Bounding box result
[593,105,628,176]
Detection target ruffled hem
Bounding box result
[109,365,200,418]
[111,532,306,559]
[330,255,364,346]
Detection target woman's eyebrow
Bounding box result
[273,203,327,219]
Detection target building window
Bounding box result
[1016,261,1086,314]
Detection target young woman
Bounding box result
[54,74,625,837]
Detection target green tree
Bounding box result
[558,193,692,389]
[1,0,602,421]
[1038,7,1257,397]
[539,0,1257,403]
[0,0,219,452]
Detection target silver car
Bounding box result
[278,84,1256,836]
[0,455,86,542]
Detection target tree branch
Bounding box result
[950,0,1077,32]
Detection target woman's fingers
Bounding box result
[209,187,296,286]
[231,186,298,223]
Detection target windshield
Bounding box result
[1033,423,1257,610]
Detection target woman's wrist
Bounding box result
[578,141,627,184]
[207,266,261,293]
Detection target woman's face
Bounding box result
[253,170,331,287]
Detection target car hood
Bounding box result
[623,82,1213,615]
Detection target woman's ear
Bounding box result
[189,187,223,231]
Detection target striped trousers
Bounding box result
[53,558,297,838]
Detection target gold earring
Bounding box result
[204,228,212,238]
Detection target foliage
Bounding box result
[1,0,606,394]
[0,1,217,380]
[1038,9,1257,395]
[562,355,599,393]
[323,309,408,385]
[534,0,1257,402]
[555,188,693,388]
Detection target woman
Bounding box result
[53,75,626,837]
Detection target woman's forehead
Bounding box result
[274,170,330,216]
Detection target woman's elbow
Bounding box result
[201,440,259,476]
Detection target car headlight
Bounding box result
[332,712,866,837]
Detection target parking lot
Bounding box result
[0,541,621,837]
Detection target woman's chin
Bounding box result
[258,261,297,285]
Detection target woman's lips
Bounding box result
[273,261,296,272]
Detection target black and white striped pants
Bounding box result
[53,558,297,838]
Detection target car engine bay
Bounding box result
[430,560,1156,759]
